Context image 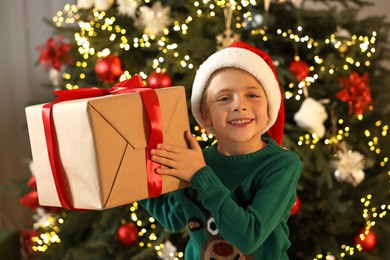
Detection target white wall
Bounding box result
[0,0,388,228]
[0,0,69,228]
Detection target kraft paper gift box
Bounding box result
[25,82,190,210]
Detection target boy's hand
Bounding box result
[150,131,206,182]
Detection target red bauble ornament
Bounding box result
[116,222,139,247]
[147,71,172,88]
[95,55,124,84]
[290,196,301,216]
[353,228,376,251]
[288,60,310,81]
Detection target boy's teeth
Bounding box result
[230,119,251,124]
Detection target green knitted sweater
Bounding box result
[140,139,302,259]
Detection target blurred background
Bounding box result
[0,0,389,259]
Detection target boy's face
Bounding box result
[201,68,269,150]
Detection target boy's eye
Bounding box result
[216,96,230,102]
[247,93,261,98]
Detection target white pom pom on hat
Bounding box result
[191,41,285,145]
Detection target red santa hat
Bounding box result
[191,41,285,145]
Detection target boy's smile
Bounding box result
[201,68,269,155]
[228,118,254,127]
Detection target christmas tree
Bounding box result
[20,0,390,259]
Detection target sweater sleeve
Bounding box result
[139,191,187,233]
[190,152,302,254]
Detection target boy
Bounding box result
[141,41,302,259]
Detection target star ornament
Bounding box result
[135,2,171,37]
[336,72,373,117]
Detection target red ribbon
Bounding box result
[42,75,163,210]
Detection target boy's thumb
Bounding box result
[186,131,201,151]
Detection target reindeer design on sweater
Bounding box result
[184,183,257,260]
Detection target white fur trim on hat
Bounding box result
[191,46,281,136]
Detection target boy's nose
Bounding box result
[233,98,248,111]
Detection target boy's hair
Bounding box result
[191,41,285,145]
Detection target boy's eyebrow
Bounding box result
[246,85,263,90]
[215,86,262,94]
[214,88,231,95]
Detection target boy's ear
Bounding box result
[200,105,212,126]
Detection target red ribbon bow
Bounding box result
[38,36,73,72]
[42,75,164,210]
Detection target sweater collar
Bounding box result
[206,138,277,164]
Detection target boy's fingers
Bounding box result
[156,143,180,153]
[151,155,176,168]
[156,167,175,175]
[186,131,201,151]
[151,147,177,159]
